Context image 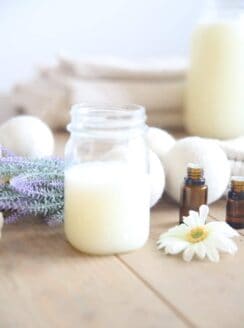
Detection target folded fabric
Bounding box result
[70,78,185,113]
[0,93,16,124]
[146,110,183,128]
[220,138,244,176]
[11,71,71,129]
[9,58,186,129]
[229,158,244,176]
[58,56,186,80]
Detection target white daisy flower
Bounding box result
[157,205,239,262]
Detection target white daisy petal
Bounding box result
[157,205,238,263]
[199,205,209,224]
[157,237,174,249]
[188,210,199,220]
[158,225,190,243]
[183,216,199,228]
[183,247,195,262]
[206,246,220,262]
[166,224,189,236]
[214,235,238,255]
[206,221,239,238]
[194,242,206,259]
[157,236,175,247]
[157,236,189,249]
[157,234,176,245]
[188,210,202,225]
[164,240,189,254]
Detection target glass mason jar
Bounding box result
[185,0,244,139]
[64,103,150,255]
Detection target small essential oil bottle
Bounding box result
[179,163,208,224]
[226,176,244,229]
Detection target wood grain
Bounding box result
[0,132,243,328]
[0,218,186,328]
[119,201,244,328]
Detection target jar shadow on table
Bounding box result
[0,216,96,260]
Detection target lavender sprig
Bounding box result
[0,149,64,225]
[10,173,64,200]
[0,157,64,180]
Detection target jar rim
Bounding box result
[68,103,147,134]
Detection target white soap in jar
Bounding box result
[65,162,150,255]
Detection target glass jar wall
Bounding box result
[64,104,150,255]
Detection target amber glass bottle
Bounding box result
[226,176,244,229]
[179,164,208,224]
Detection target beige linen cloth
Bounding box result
[5,56,186,129]
[2,56,244,175]
[220,138,244,177]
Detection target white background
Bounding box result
[0,0,206,91]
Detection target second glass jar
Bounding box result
[185,0,244,138]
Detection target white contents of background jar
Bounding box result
[65,162,150,255]
[186,22,244,138]
[185,0,244,139]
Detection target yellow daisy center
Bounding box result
[186,227,208,243]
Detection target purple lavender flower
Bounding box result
[10,173,64,199]
[0,147,64,225]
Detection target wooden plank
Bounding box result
[0,219,187,328]
[1,132,242,327]
[119,199,244,328]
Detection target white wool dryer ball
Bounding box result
[149,150,165,207]
[147,127,176,160]
[0,115,54,157]
[102,146,165,207]
[163,137,230,204]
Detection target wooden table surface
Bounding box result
[0,133,243,328]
